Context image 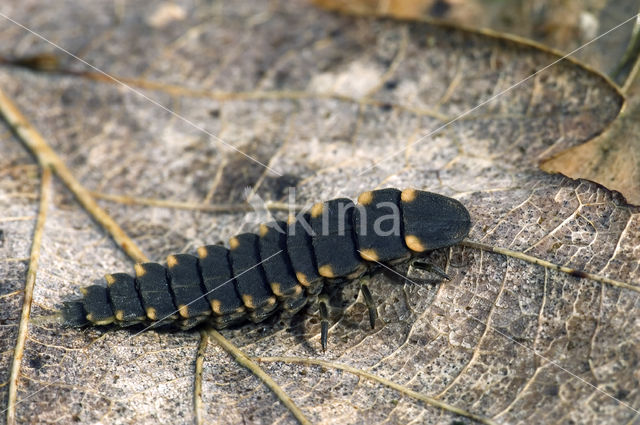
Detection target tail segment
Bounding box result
[60,301,89,327]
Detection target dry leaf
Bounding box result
[541,57,640,205]
[311,0,483,23]
[312,0,639,82]
[1,1,638,425]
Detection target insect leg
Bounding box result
[408,258,451,282]
[318,294,330,351]
[359,277,377,329]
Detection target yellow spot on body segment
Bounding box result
[229,237,240,250]
[295,272,310,286]
[115,310,124,321]
[178,304,189,318]
[357,191,373,205]
[87,313,114,326]
[242,294,255,309]
[197,246,208,258]
[266,296,276,307]
[259,223,269,237]
[105,274,116,286]
[401,188,417,202]
[211,299,223,315]
[79,287,88,296]
[134,263,146,277]
[405,235,426,252]
[293,285,303,296]
[146,307,157,320]
[166,255,178,268]
[318,264,335,278]
[311,202,324,218]
[359,249,379,262]
[270,282,282,296]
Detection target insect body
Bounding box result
[62,188,471,348]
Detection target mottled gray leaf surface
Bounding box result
[1,1,637,424]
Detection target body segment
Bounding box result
[197,245,245,328]
[135,262,178,323]
[229,233,278,322]
[167,254,211,319]
[354,188,410,263]
[286,213,322,294]
[106,273,146,325]
[259,221,307,314]
[310,198,365,280]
